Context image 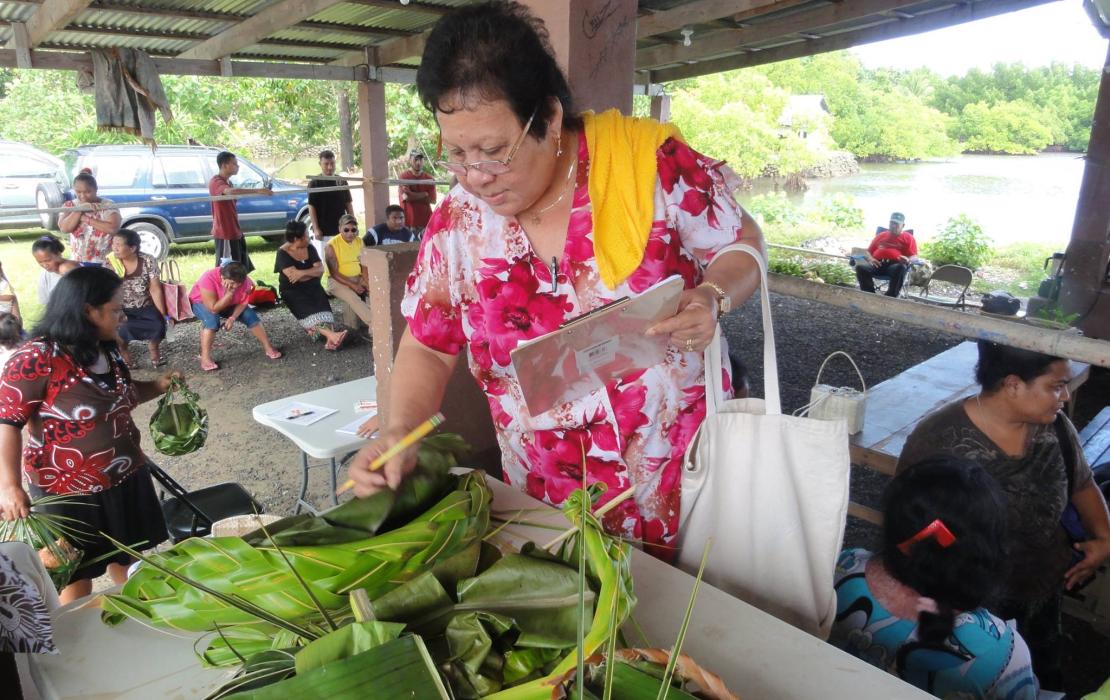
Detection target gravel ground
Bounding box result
[119,291,1108,697]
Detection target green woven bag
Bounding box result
[149,377,208,456]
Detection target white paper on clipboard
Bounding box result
[510,275,685,416]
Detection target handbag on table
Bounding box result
[159,259,194,323]
[797,351,867,435]
[676,242,851,640]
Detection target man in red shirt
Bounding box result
[399,151,436,234]
[209,151,272,272]
[854,212,917,297]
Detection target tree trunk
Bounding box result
[337,87,354,172]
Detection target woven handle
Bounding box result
[814,350,867,394]
[159,259,181,282]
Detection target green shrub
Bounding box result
[769,255,805,277]
[748,192,803,227]
[812,194,864,230]
[922,215,993,270]
[810,262,856,286]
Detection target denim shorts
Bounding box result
[191,301,260,330]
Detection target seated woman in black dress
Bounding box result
[274,221,348,350]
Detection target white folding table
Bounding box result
[24,474,933,700]
[251,376,377,514]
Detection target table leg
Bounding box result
[329,458,339,506]
[295,451,310,515]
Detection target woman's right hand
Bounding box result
[0,484,30,520]
[346,425,421,496]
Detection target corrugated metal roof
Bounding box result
[308,5,440,34]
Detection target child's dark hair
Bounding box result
[0,312,22,349]
[882,456,1007,654]
[32,234,65,256]
[975,340,1063,393]
[220,261,248,283]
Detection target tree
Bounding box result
[954,100,1055,154]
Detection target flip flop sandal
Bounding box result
[265,349,283,360]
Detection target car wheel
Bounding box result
[130,222,171,261]
[36,183,63,230]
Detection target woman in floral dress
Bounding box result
[58,170,120,265]
[346,1,765,557]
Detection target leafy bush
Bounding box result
[922,215,993,270]
[769,256,805,277]
[748,192,803,227]
[812,194,864,230]
[809,262,856,286]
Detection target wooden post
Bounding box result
[337,86,354,172]
[769,274,1110,368]
[650,93,671,122]
[1060,42,1110,339]
[522,0,637,114]
[356,78,389,226]
[360,246,501,472]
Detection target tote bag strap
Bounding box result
[702,242,780,416]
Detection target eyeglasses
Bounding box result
[435,109,536,177]
[341,227,358,233]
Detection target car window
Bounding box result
[0,153,56,178]
[229,161,267,189]
[152,156,207,188]
[81,155,144,188]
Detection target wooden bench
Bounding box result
[847,341,1091,524]
[1063,406,1110,633]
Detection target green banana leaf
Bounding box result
[293,620,405,675]
[150,377,208,456]
[101,461,491,666]
[226,635,451,700]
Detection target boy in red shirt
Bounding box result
[855,212,917,297]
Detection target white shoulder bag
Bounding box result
[676,242,851,640]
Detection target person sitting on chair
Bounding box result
[854,212,916,297]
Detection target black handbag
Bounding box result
[981,290,1021,315]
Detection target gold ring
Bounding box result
[685,338,694,352]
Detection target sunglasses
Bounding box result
[435,109,536,177]
[341,226,358,233]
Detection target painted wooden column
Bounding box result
[650,93,671,122]
[522,0,637,115]
[356,77,390,226]
[1061,42,1110,339]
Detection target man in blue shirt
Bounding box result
[364,205,416,246]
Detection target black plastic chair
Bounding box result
[147,464,263,542]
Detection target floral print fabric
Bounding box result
[402,135,750,555]
[62,198,117,264]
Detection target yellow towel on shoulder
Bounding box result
[582,109,683,289]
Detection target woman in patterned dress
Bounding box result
[110,228,168,368]
[346,1,765,557]
[0,266,173,603]
[57,170,120,265]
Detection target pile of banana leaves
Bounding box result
[100,435,736,699]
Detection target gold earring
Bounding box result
[555,130,563,158]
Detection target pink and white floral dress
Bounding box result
[402,136,752,556]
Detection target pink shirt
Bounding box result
[188,267,253,306]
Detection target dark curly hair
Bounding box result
[284,219,308,243]
[416,1,583,140]
[975,340,1063,393]
[882,456,1008,653]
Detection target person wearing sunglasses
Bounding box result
[831,456,1038,699]
[325,214,373,330]
[344,1,765,560]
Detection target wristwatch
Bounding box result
[699,281,730,319]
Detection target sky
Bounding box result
[851,1,1108,75]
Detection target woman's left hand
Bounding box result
[155,370,184,395]
[1065,536,1110,590]
[647,286,718,354]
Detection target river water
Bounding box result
[747,152,1086,248]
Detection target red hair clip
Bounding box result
[897,519,956,555]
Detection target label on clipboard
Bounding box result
[510,275,685,416]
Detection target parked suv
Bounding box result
[0,140,68,230]
[61,145,310,260]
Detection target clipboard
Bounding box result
[510,275,685,416]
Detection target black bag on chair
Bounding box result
[147,464,262,542]
[981,290,1021,315]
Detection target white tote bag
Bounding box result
[676,242,851,640]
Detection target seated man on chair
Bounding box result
[854,212,916,297]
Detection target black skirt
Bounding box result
[30,465,168,582]
[118,305,167,342]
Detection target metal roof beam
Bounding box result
[178,0,349,60]
[649,0,1057,82]
[6,0,91,49]
[637,0,925,69]
[636,0,784,38]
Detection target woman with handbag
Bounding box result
[897,341,1110,689]
[0,266,176,604]
[344,1,764,558]
[108,229,167,369]
[275,221,348,351]
[832,456,1038,699]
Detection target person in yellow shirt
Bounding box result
[325,214,373,329]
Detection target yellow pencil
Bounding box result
[336,412,445,495]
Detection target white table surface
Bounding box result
[25,474,932,700]
[251,376,377,459]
